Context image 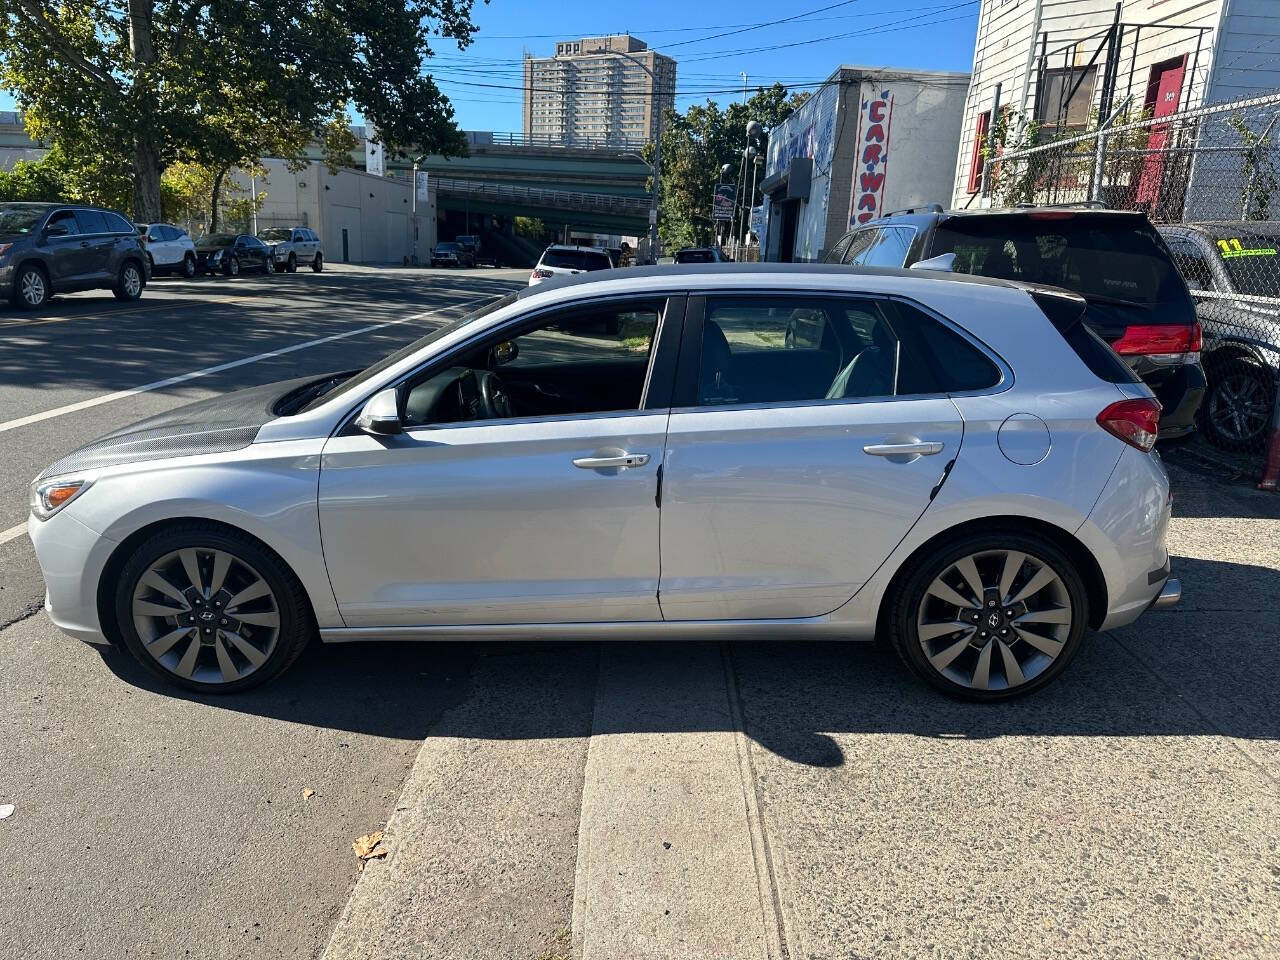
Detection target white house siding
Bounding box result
[953,0,1237,206]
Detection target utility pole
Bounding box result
[411,155,427,265]
[613,49,665,263]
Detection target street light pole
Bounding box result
[411,154,427,265]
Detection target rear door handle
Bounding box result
[863,441,944,457]
[573,453,650,469]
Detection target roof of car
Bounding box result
[516,261,1020,300]
[1160,221,1280,237]
[544,244,610,253]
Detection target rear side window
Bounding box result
[74,209,109,234]
[1031,291,1141,385]
[103,211,134,233]
[860,227,915,268]
[929,214,1195,325]
[696,296,1000,406]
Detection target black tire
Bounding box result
[113,523,314,693]
[1199,357,1276,451]
[113,259,145,301]
[181,253,196,278]
[889,531,1089,702]
[311,252,323,273]
[287,252,297,273]
[224,255,240,277]
[10,262,49,309]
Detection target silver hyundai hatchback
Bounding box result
[28,265,1179,700]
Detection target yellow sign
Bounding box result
[1216,237,1279,259]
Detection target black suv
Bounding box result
[1157,222,1279,450]
[826,206,1205,439]
[0,202,150,310]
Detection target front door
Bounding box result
[1136,56,1187,213]
[658,293,988,621]
[318,296,683,627]
[42,209,91,287]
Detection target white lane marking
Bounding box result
[0,522,28,546]
[0,298,491,436]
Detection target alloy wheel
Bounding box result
[916,549,1073,692]
[20,268,46,306]
[122,264,142,297]
[182,255,196,278]
[131,547,281,685]
[1208,371,1272,445]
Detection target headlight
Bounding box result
[29,477,93,520]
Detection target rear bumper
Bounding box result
[1137,359,1206,438]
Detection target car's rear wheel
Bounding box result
[890,532,1088,701]
[1200,358,1275,451]
[311,252,323,273]
[181,253,196,278]
[114,524,313,692]
[287,252,297,273]
[11,263,49,309]
[113,260,145,301]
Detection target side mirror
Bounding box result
[44,223,70,237]
[910,253,955,273]
[492,340,519,366]
[354,388,403,436]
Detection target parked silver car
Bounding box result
[258,226,323,273]
[28,265,1178,699]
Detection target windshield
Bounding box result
[542,249,611,271]
[929,214,1195,324]
[198,233,237,246]
[299,292,520,412]
[1212,233,1280,298]
[259,229,291,241]
[0,204,48,235]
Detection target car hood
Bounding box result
[36,376,317,480]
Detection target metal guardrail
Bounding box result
[465,131,650,153]
[431,176,651,214]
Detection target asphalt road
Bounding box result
[0,265,526,960]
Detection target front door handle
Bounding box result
[573,452,650,469]
[863,441,944,457]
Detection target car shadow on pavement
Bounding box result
[94,551,1280,769]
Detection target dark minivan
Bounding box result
[0,202,150,309]
[826,207,1205,439]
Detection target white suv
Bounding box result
[529,244,612,285]
[259,227,324,273]
[136,223,197,278]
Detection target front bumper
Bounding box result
[27,509,117,645]
[0,261,14,296]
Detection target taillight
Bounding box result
[1110,322,1201,360]
[1097,398,1162,452]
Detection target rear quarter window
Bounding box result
[1031,291,1141,384]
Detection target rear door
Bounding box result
[658,292,998,621]
[73,209,115,281]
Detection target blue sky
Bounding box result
[1,0,981,132]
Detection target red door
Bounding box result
[1135,57,1187,211]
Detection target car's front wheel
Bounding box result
[890,532,1088,701]
[113,523,313,692]
[113,259,145,301]
[11,263,49,309]
[287,252,297,273]
[181,253,196,278]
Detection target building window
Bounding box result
[1037,66,1097,131]
[967,110,991,194]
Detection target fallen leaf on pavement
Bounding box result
[352,831,388,861]
[302,788,315,800]
[0,804,13,820]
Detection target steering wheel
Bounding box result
[475,369,514,419]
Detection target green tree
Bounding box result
[647,85,808,249]
[0,142,131,208]
[0,0,477,221]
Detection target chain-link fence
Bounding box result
[986,90,1280,483]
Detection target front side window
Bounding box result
[697,296,999,407]
[46,210,80,235]
[401,300,664,427]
